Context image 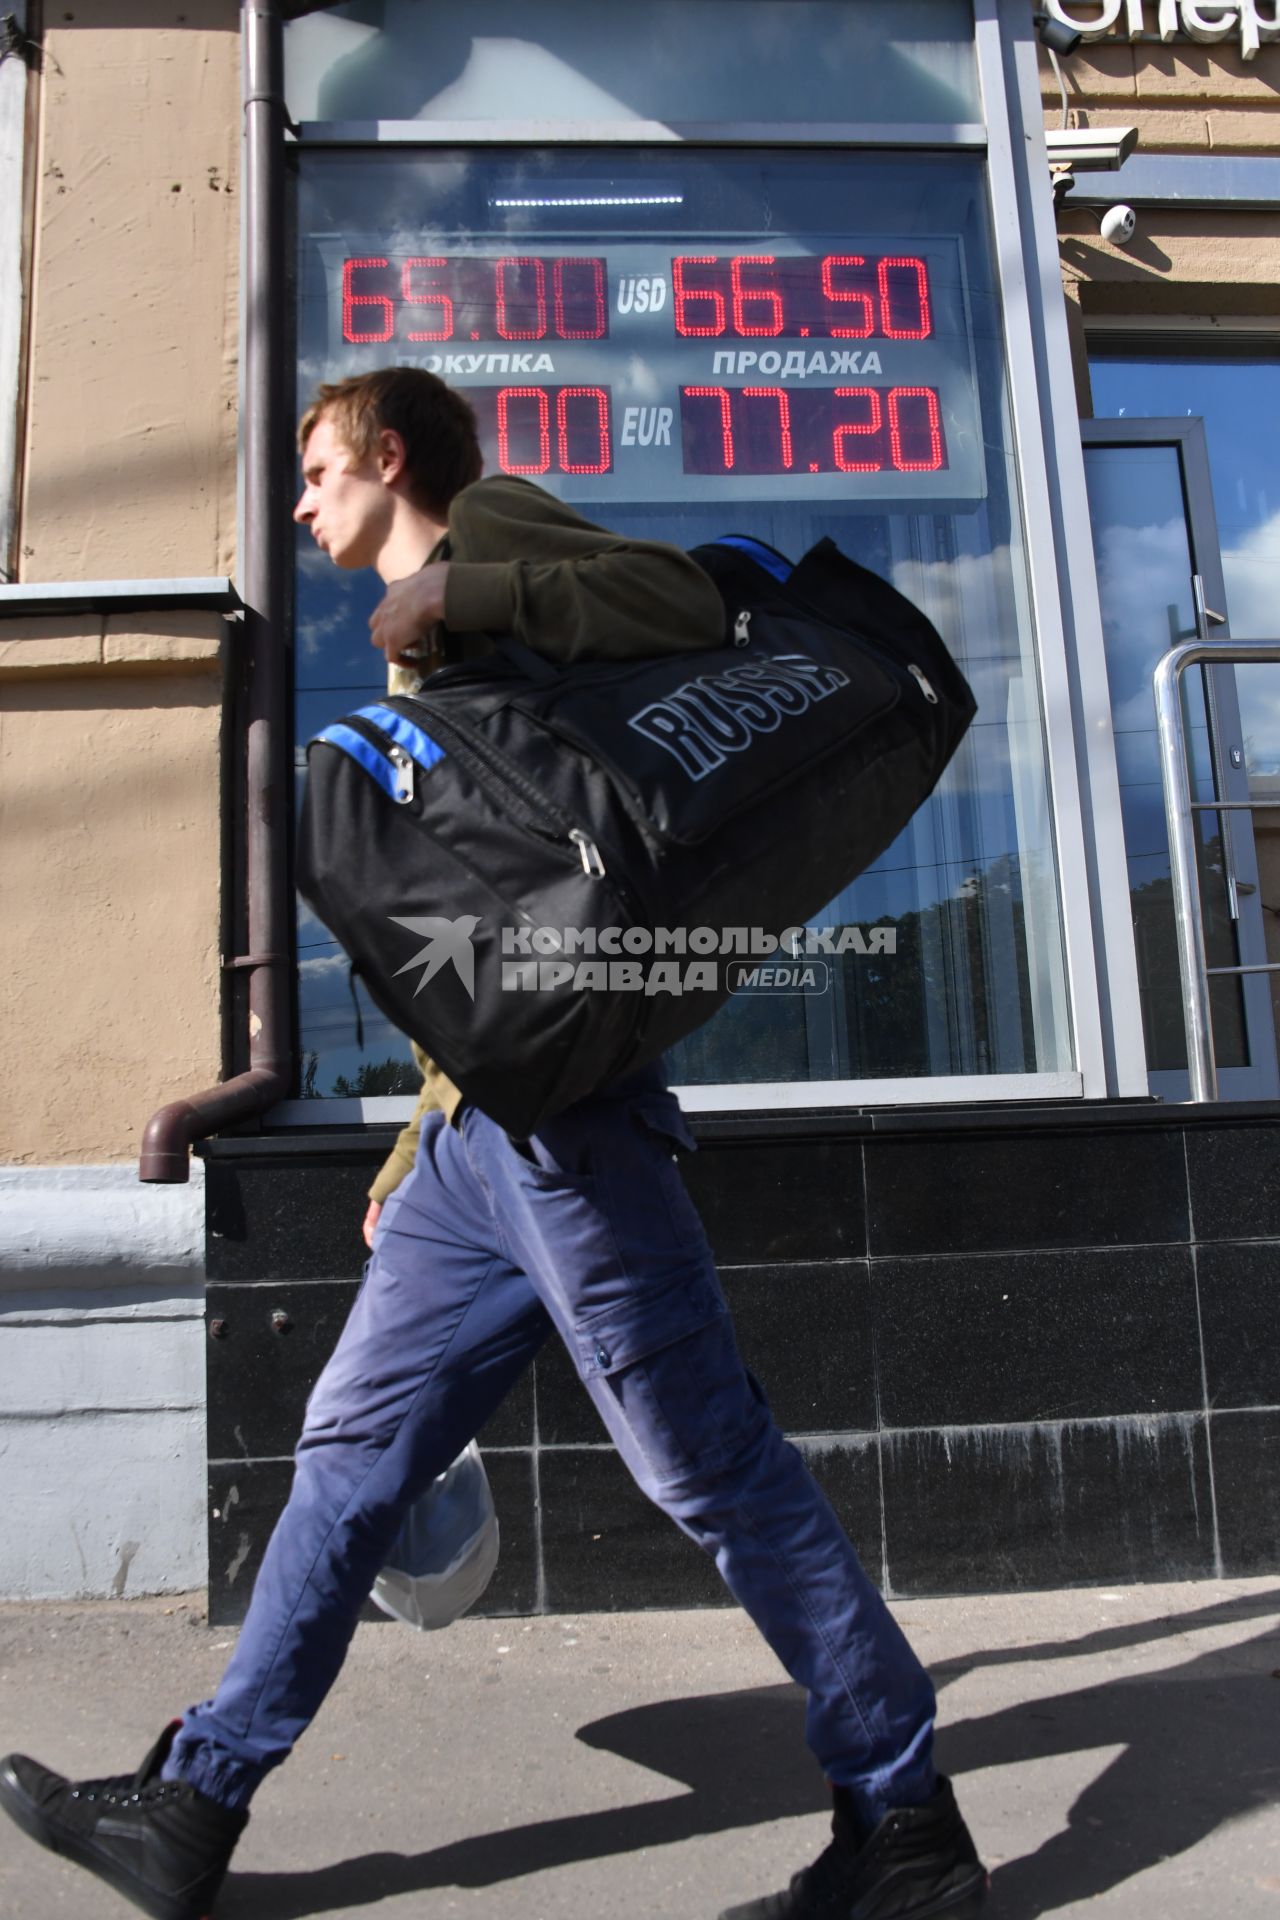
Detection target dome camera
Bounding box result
[1100,203,1137,247]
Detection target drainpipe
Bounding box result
[140,0,292,1180]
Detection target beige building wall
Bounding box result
[0,5,239,1600]
[0,623,223,1166]
[1,2,239,1169]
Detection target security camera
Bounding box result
[1045,127,1139,172]
[1034,9,1084,56]
[1100,203,1137,246]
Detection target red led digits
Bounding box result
[677,383,946,475]
[553,258,607,341]
[487,386,613,476]
[342,257,394,343]
[684,387,735,467]
[401,257,454,342]
[345,247,935,354]
[556,387,611,474]
[877,258,932,340]
[832,388,883,472]
[670,252,935,341]
[742,388,794,469]
[820,257,875,339]
[731,257,784,337]
[495,257,548,341]
[673,258,727,338]
[887,387,944,470]
[496,387,551,474]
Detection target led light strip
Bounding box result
[490,195,685,209]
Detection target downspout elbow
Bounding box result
[139,1065,291,1183]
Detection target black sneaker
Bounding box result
[0,1721,247,1920]
[720,1775,987,1920]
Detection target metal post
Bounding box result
[1153,643,1218,1101]
[241,0,292,1096]
[1153,637,1280,1103]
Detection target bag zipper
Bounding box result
[387,745,415,803]
[780,577,945,713]
[351,702,614,888]
[569,828,606,878]
[399,657,677,855]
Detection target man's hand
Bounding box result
[362,1199,382,1249]
[370,562,451,667]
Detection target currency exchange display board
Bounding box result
[301,156,987,508]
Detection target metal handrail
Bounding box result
[1154,638,1280,1102]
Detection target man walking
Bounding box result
[0,368,985,1920]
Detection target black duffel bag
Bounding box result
[298,534,975,1136]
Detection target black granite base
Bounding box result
[879,1415,1216,1593]
[200,1100,1280,1622]
[1208,1409,1280,1574]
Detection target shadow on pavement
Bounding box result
[226,1683,824,1919]
[939,1626,1280,1915]
[928,1584,1280,1689]
[225,1590,1280,1920]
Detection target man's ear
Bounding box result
[377,427,410,487]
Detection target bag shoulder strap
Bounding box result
[487,631,560,685]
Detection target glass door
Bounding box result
[1082,418,1279,1100]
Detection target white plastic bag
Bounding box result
[371,1442,500,1631]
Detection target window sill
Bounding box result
[196,1092,1280,1162]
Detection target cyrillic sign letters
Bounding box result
[1044,0,1280,59]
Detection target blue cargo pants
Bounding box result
[168,1068,936,1822]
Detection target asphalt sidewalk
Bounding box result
[1,1576,1278,1919]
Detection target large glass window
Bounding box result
[293,147,1071,1102]
[284,0,979,130]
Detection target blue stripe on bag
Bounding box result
[713,535,793,583]
[354,705,447,773]
[314,723,408,803]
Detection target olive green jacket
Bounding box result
[367,475,724,1203]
